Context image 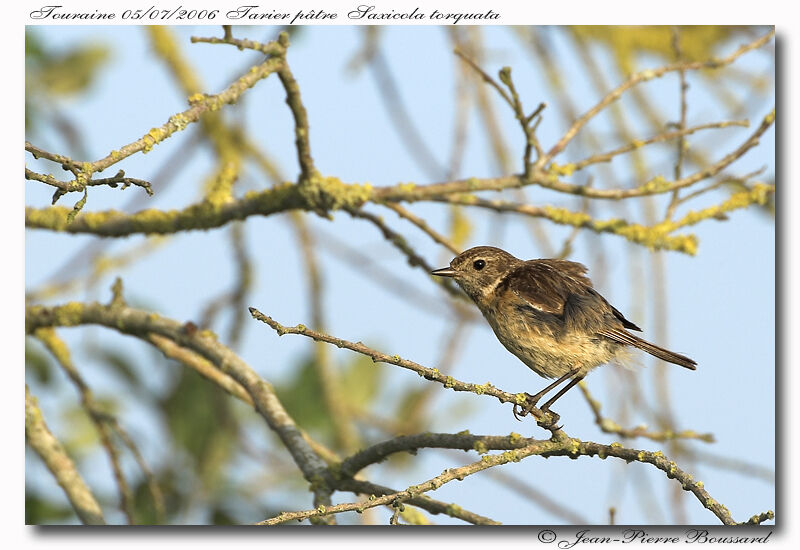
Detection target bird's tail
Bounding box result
[628,334,697,370]
[600,329,697,370]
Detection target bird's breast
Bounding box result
[479,302,619,379]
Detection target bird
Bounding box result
[431,246,696,425]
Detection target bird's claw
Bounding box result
[512,395,564,430]
[537,409,561,430]
[512,393,538,421]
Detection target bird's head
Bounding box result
[432,246,520,303]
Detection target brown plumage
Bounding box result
[432,246,696,423]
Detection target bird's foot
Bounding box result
[512,393,539,421]
[512,395,564,430]
[536,409,562,430]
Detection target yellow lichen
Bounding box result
[639,175,670,194]
[570,26,734,75]
[397,182,417,193]
[54,302,85,327]
[399,507,430,525]
[448,206,472,249]
[549,162,576,177]
[502,450,522,462]
[601,418,622,432]
[544,205,592,227]
[465,178,482,190]
[299,175,373,212]
[672,184,774,230]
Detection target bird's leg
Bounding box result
[537,374,586,428]
[513,367,580,421]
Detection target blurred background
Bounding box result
[25,25,774,525]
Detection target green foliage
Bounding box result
[60,404,102,456]
[25,29,110,97]
[25,339,54,385]
[25,29,111,132]
[275,356,331,433]
[210,507,237,525]
[86,344,142,387]
[276,352,382,445]
[132,479,161,525]
[571,26,736,73]
[395,387,429,432]
[340,354,383,411]
[161,368,238,490]
[23,26,775,526]
[25,492,75,525]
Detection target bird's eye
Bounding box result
[473,259,486,270]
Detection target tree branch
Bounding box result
[247,308,556,429]
[25,385,106,525]
[25,297,335,516]
[33,328,136,523]
[540,29,774,163]
[248,310,773,525]
[577,382,714,443]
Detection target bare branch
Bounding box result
[25,299,335,514]
[541,29,774,163]
[578,382,714,443]
[25,385,106,525]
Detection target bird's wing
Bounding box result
[586,287,642,332]
[497,260,590,315]
[499,259,643,332]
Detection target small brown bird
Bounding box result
[432,246,696,424]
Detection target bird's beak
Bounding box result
[431,267,456,277]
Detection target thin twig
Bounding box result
[34,328,137,524]
[25,167,153,204]
[383,202,461,255]
[260,440,551,525]
[292,213,359,452]
[431,194,698,254]
[666,28,690,219]
[334,478,499,525]
[541,29,774,164]
[248,307,562,432]
[314,230,467,320]
[26,298,336,516]
[570,120,749,174]
[453,48,514,109]
[346,207,465,298]
[106,420,166,524]
[578,382,714,443]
